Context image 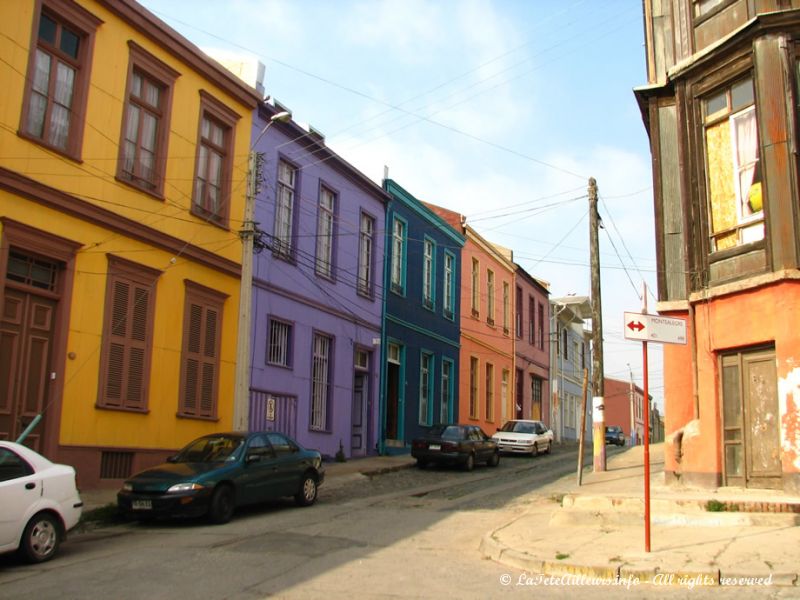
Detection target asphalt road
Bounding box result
[0,446,793,600]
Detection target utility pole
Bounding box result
[628,363,636,446]
[589,177,606,472]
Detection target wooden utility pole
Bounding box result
[589,177,606,472]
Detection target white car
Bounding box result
[492,420,554,456]
[0,441,83,563]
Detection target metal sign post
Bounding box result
[624,283,687,553]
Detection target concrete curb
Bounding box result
[479,525,800,587]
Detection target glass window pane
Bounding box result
[722,364,741,427]
[141,112,158,151]
[26,92,47,137]
[49,104,70,149]
[60,27,80,59]
[38,14,57,44]
[54,62,75,108]
[125,105,140,143]
[131,72,142,99]
[705,90,727,118]
[731,78,754,112]
[725,444,742,476]
[33,50,51,94]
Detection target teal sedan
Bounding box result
[117,432,324,524]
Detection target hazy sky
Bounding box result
[139,0,665,407]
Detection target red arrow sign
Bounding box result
[627,320,645,332]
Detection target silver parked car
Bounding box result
[492,420,554,456]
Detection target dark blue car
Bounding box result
[117,432,324,524]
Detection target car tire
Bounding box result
[487,452,500,467]
[545,441,552,455]
[416,458,428,469]
[463,453,475,472]
[19,512,61,563]
[208,484,235,524]
[295,472,318,507]
[532,442,539,457]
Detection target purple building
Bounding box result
[249,101,389,459]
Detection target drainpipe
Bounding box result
[689,301,700,419]
[378,185,392,455]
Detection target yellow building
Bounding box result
[0,0,259,488]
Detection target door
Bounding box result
[721,347,781,489]
[0,289,56,449]
[351,373,367,454]
[515,369,524,419]
[386,360,400,440]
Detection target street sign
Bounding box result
[624,312,687,345]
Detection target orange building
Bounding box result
[636,1,800,492]
[426,205,515,434]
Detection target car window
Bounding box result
[0,448,34,482]
[175,435,244,463]
[247,434,276,460]
[265,433,297,456]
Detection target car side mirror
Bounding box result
[166,455,178,463]
[246,453,261,464]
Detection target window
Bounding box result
[390,217,406,294]
[440,358,453,423]
[562,329,568,360]
[422,238,434,309]
[538,303,545,350]
[419,352,433,425]
[502,281,510,335]
[267,318,292,367]
[469,356,479,419]
[0,448,33,482]
[315,186,335,278]
[97,256,159,412]
[703,77,763,251]
[443,251,455,319]
[357,212,375,297]
[485,363,495,422]
[528,297,535,345]
[581,342,586,369]
[487,270,495,325]
[531,376,542,417]
[178,281,226,419]
[515,286,523,338]
[193,92,239,227]
[310,333,332,431]
[471,258,480,316]
[117,42,177,195]
[21,1,100,157]
[693,0,731,18]
[274,159,297,257]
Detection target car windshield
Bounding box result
[426,425,464,440]
[173,435,244,463]
[499,421,535,434]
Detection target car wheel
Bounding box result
[487,452,500,467]
[208,484,235,524]
[295,472,318,507]
[531,442,539,457]
[545,441,552,454]
[19,512,61,563]
[416,458,428,469]
[463,453,475,472]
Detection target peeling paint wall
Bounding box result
[778,365,800,472]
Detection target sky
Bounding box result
[138,0,665,408]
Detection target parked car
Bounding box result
[117,432,324,524]
[0,441,83,563]
[605,426,626,446]
[492,420,554,456]
[411,424,499,471]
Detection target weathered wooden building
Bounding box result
[635,0,800,492]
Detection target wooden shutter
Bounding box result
[179,282,225,419]
[98,257,159,410]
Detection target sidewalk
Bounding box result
[79,453,416,512]
[480,443,800,588]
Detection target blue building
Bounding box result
[380,180,465,452]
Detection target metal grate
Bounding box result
[100,451,133,479]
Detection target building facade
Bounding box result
[604,377,648,445]
[426,205,516,435]
[514,265,551,424]
[0,0,259,487]
[380,181,464,450]
[550,296,593,443]
[248,102,389,459]
[636,0,800,491]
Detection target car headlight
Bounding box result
[122,483,133,492]
[167,482,206,493]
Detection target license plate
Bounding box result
[132,500,152,510]
[429,444,441,451]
